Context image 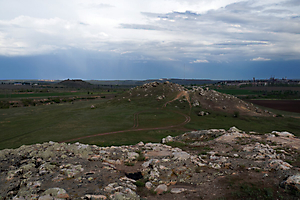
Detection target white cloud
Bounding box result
[0,0,299,63]
[190,59,209,63]
[251,57,271,61]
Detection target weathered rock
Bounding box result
[137,141,144,146]
[84,194,107,199]
[193,100,200,107]
[281,174,300,191]
[171,188,187,194]
[60,164,84,178]
[228,126,243,133]
[198,111,209,116]
[154,184,168,194]
[39,162,57,175]
[38,195,54,200]
[127,152,139,160]
[272,131,295,138]
[41,188,69,199]
[13,197,26,200]
[268,159,292,170]
[162,136,173,144]
[172,152,190,161]
[145,182,153,190]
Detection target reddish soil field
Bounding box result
[247,99,300,113]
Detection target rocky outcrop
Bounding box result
[1,127,300,199]
[281,174,300,191]
[188,85,273,116]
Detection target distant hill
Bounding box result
[58,79,92,88]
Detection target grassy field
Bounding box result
[0,96,188,149]
[187,107,300,136]
[137,110,186,128]
[0,92,86,99]
[1,87,300,150]
[0,99,130,149]
[0,91,119,99]
[215,89,260,96]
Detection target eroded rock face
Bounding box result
[0,127,299,199]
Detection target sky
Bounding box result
[0,0,300,80]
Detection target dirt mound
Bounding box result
[1,128,299,199]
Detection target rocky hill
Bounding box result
[119,81,273,117]
[1,127,299,200]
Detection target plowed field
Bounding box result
[247,100,300,113]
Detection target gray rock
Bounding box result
[228,126,242,133]
[193,100,199,107]
[198,111,206,116]
[110,190,140,200]
[42,188,69,199]
[172,152,190,161]
[171,188,187,194]
[142,159,153,168]
[155,184,167,194]
[145,182,152,190]
[60,164,84,178]
[84,194,107,199]
[268,159,292,170]
[127,152,139,160]
[272,131,295,138]
[13,196,26,200]
[162,136,173,143]
[281,174,300,191]
[137,141,144,146]
[38,195,54,200]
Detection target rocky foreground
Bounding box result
[1,127,300,200]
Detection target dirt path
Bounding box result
[163,91,192,108]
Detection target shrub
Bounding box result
[21,99,34,107]
[125,162,135,166]
[0,100,10,109]
[233,111,240,118]
[52,98,61,103]
[135,180,145,187]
